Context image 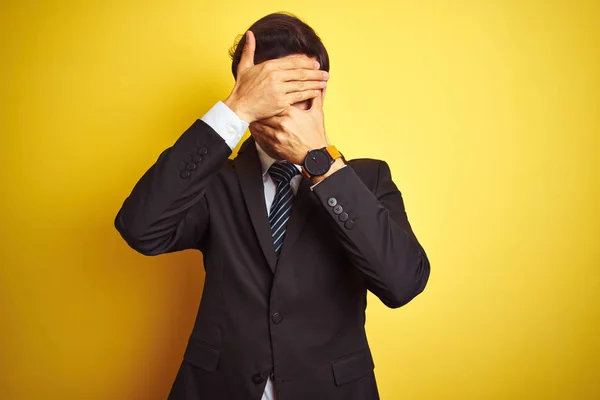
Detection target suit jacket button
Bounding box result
[179,170,191,179]
[252,373,265,384]
[345,220,355,230]
[192,154,203,162]
[339,212,349,222]
[198,146,208,155]
[327,197,337,207]
[271,312,283,324]
[186,162,196,171]
[333,205,343,215]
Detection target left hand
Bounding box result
[250,89,329,165]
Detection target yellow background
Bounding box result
[1,0,599,399]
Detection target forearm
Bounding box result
[310,158,346,185]
[114,120,232,255]
[312,162,430,308]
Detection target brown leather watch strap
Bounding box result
[325,145,341,160]
[301,167,311,179]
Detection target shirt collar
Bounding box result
[255,141,303,177]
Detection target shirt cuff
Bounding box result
[309,164,348,191]
[201,101,249,150]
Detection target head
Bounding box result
[229,12,329,111]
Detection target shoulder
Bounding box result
[345,157,384,171]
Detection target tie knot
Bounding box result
[268,161,299,184]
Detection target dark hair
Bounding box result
[229,12,329,79]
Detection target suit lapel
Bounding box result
[234,137,320,274]
[234,137,278,273]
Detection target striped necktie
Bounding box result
[268,161,300,257]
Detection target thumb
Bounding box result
[238,30,256,72]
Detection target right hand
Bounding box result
[224,30,329,123]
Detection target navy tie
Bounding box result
[268,161,300,257]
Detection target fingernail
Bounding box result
[323,71,329,79]
[320,81,326,87]
[315,61,320,69]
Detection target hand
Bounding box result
[224,30,329,123]
[249,89,330,165]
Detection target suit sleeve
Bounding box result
[311,160,430,308]
[114,120,232,256]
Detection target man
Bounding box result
[115,12,430,400]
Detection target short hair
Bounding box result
[229,12,330,79]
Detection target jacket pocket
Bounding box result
[331,348,375,386]
[183,339,221,372]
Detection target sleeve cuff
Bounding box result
[309,164,348,191]
[201,101,249,150]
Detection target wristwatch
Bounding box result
[301,145,342,179]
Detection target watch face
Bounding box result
[304,149,331,176]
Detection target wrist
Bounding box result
[224,96,252,123]
[309,158,345,184]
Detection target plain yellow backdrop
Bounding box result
[1,0,599,399]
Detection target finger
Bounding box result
[250,121,266,131]
[238,30,256,71]
[252,122,277,137]
[279,69,329,83]
[271,56,320,71]
[286,89,321,106]
[251,121,271,131]
[283,80,327,94]
[260,115,285,128]
[311,88,324,110]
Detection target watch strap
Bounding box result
[325,145,342,161]
[301,165,311,179]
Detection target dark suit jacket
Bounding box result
[114,119,430,400]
